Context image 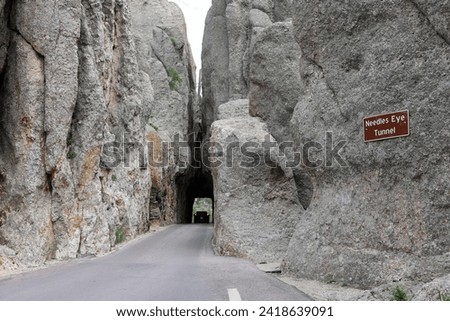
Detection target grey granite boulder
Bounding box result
[249,21,302,142]
[217,99,250,120]
[201,0,293,133]
[210,116,302,263]
[282,0,450,288]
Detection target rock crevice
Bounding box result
[406,0,450,46]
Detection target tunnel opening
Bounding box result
[175,168,214,224]
[174,90,215,224]
[192,197,213,224]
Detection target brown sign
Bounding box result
[364,110,410,142]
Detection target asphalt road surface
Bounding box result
[0,225,310,301]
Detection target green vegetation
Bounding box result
[66,131,74,146]
[112,175,117,182]
[153,189,167,211]
[167,67,182,90]
[438,291,450,301]
[115,228,125,245]
[192,198,212,216]
[67,150,76,159]
[391,286,409,301]
[192,198,213,224]
[170,37,177,47]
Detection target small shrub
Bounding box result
[111,175,117,182]
[391,286,409,301]
[66,132,74,146]
[115,228,125,245]
[167,67,182,90]
[438,291,450,301]
[170,37,177,47]
[67,150,76,159]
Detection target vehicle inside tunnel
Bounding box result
[192,198,213,223]
[175,169,214,224]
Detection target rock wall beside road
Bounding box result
[202,0,450,288]
[283,0,450,288]
[0,0,196,270]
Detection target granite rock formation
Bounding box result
[0,0,196,270]
[1,0,449,294]
[283,0,450,288]
[201,0,293,136]
[202,0,450,289]
[211,100,302,262]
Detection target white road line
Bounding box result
[227,288,242,301]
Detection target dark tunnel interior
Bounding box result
[175,169,214,224]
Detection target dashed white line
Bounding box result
[227,288,242,301]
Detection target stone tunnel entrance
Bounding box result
[175,169,214,224]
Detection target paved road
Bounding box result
[0,225,310,301]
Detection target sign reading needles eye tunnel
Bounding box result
[364,110,410,142]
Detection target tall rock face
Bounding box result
[249,21,301,142]
[0,0,9,73]
[129,0,197,224]
[203,0,450,288]
[130,0,196,139]
[210,101,303,262]
[202,0,301,262]
[0,0,196,270]
[201,0,292,134]
[282,0,450,288]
